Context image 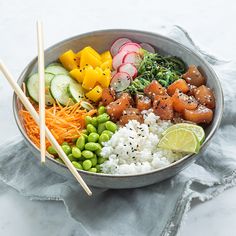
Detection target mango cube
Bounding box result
[59,50,78,71]
[100,51,112,62]
[97,69,111,88]
[82,67,100,90]
[86,85,103,102]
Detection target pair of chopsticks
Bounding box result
[0,21,92,196]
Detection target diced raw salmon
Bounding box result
[101,88,116,106]
[183,105,213,124]
[153,95,174,120]
[167,79,189,96]
[172,90,198,113]
[182,65,206,87]
[119,108,143,125]
[187,84,197,96]
[135,94,152,111]
[194,85,215,109]
[144,80,167,98]
[106,93,131,120]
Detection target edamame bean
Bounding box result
[91,154,97,166]
[82,150,94,159]
[98,106,106,115]
[98,156,107,164]
[68,153,76,162]
[91,117,98,127]
[102,130,113,138]
[47,146,57,155]
[88,133,99,143]
[61,145,72,155]
[83,134,88,142]
[82,129,89,135]
[99,133,110,144]
[88,167,97,173]
[87,124,97,133]
[62,142,69,146]
[83,160,92,170]
[96,143,102,150]
[76,136,85,150]
[85,142,100,151]
[72,147,82,159]
[105,121,118,133]
[72,161,83,170]
[95,164,101,172]
[85,116,92,125]
[97,113,110,123]
[97,123,106,135]
[95,149,102,157]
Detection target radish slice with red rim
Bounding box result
[112,51,128,70]
[123,52,142,67]
[140,43,155,53]
[119,42,141,54]
[110,38,132,56]
[110,72,132,92]
[118,63,138,78]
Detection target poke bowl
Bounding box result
[13,29,223,189]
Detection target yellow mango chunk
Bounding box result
[77,46,101,61]
[59,50,78,71]
[100,59,112,70]
[95,67,103,77]
[69,69,84,83]
[100,51,112,62]
[69,65,93,83]
[82,67,100,90]
[80,50,102,68]
[97,69,111,88]
[86,85,103,102]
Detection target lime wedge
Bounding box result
[158,128,200,153]
[162,123,205,144]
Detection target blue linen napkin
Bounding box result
[0,26,236,236]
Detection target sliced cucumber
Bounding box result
[81,101,94,111]
[68,79,85,103]
[50,74,74,106]
[26,72,55,105]
[45,65,68,75]
[47,62,61,67]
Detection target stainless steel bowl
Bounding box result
[13,29,223,189]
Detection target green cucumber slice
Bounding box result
[50,74,74,106]
[47,62,61,67]
[81,101,94,111]
[45,65,68,75]
[26,72,55,105]
[68,79,85,103]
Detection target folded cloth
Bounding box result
[0,26,236,236]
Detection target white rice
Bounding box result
[101,110,183,175]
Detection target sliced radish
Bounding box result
[140,43,155,53]
[110,38,132,56]
[123,52,142,67]
[112,51,128,70]
[118,63,137,78]
[110,72,131,92]
[119,42,141,54]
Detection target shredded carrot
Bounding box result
[19,102,97,148]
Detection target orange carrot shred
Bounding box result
[19,102,97,148]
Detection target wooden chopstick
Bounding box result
[37,20,46,163]
[0,61,92,196]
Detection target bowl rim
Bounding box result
[13,28,224,179]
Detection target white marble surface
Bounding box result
[0,0,236,235]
